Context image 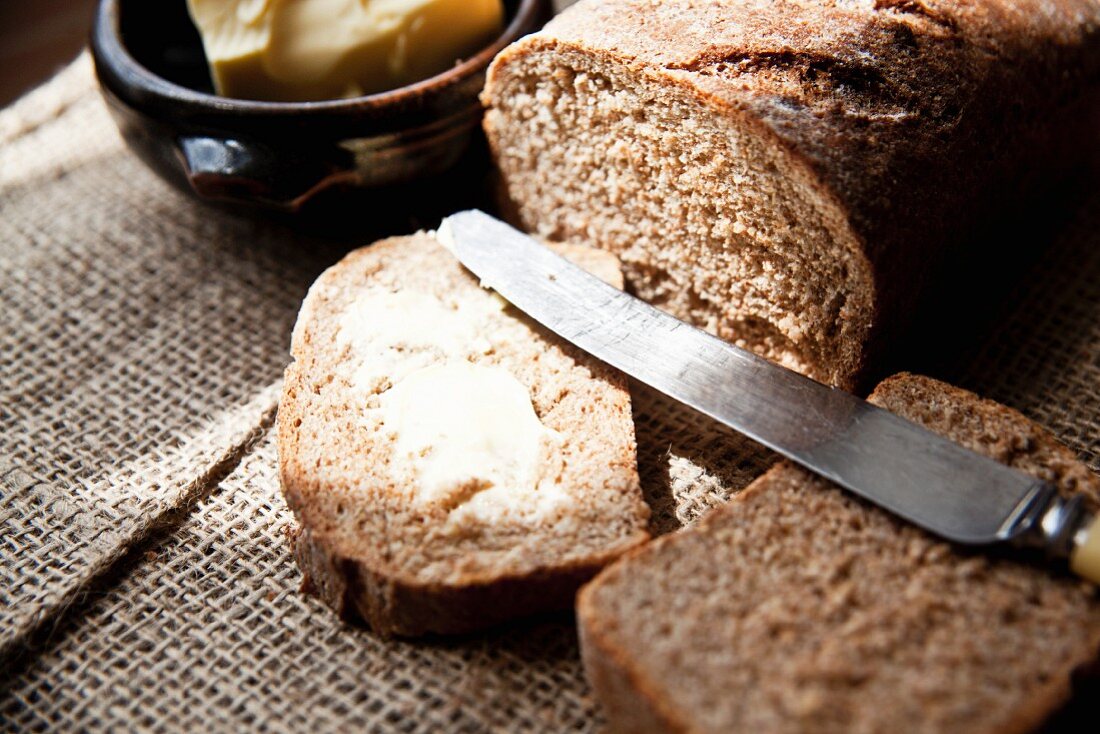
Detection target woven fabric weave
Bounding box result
[2,53,1099,732]
[2,435,601,733]
[0,55,341,660]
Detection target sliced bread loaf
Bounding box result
[577,373,1100,733]
[483,0,1100,387]
[278,232,649,636]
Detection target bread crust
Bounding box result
[576,373,1100,733]
[296,522,647,636]
[484,0,1100,387]
[577,538,695,734]
[278,234,650,636]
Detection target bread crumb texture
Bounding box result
[278,233,649,635]
[484,0,1100,388]
[578,373,1100,734]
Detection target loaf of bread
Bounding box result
[278,233,649,636]
[484,0,1100,388]
[577,373,1100,732]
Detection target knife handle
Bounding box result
[1011,489,1099,584]
[1071,515,1100,584]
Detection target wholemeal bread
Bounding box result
[278,233,649,636]
[483,0,1100,388]
[577,373,1100,733]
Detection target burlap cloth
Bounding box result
[1,50,1098,731]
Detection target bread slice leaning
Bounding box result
[578,373,1100,733]
[279,232,649,636]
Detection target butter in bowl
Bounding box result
[187,0,506,102]
[90,0,550,214]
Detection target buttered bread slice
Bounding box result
[278,232,649,636]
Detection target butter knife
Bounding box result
[441,210,1100,583]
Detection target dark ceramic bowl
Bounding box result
[90,0,548,213]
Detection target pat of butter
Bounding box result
[380,362,567,521]
[337,289,499,391]
[186,0,505,101]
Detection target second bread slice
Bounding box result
[578,373,1100,733]
[279,232,650,636]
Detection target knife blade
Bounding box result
[441,210,1100,578]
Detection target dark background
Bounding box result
[0,0,97,106]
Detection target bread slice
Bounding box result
[278,232,649,636]
[577,373,1100,733]
[483,0,1100,388]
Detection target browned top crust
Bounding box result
[542,0,1100,259]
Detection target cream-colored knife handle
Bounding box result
[1071,515,1100,583]
[1010,492,1098,584]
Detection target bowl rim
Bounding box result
[92,0,542,117]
